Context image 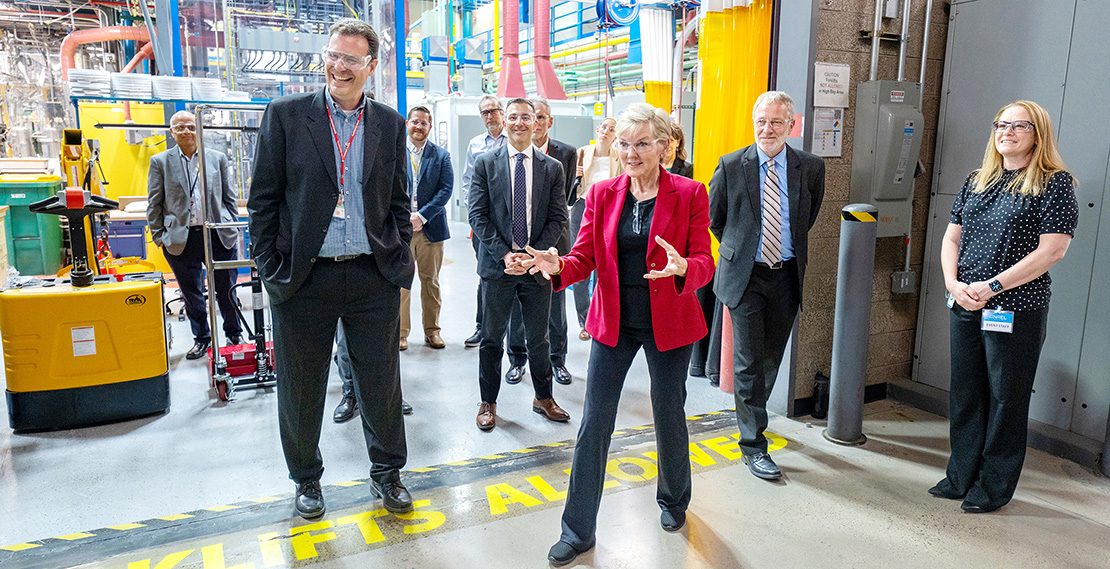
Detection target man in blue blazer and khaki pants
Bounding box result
[400,105,454,350]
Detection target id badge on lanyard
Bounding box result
[981,306,1014,333]
[327,106,363,219]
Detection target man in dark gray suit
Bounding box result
[709,91,825,481]
[504,97,578,386]
[147,110,242,360]
[469,98,570,432]
[248,18,415,519]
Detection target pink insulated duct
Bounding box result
[496,0,526,98]
[61,26,151,80]
[121,42,154,73]
[533,0,566,99]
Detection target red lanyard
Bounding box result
[325,105,364,188]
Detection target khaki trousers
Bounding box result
[399,230,444,338]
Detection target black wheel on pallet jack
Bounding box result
[216,380,229,402]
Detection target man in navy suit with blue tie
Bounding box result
[468,98,570,431]
[399,105,454,351]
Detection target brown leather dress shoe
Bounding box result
[399,338,408,351]
[578,328,591,341]
[424,332,445,349]
[533,398,570,422]
[476,402,496,431]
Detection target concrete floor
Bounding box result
[2,221,1109,568]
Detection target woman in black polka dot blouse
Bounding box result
[931,100,1078,513]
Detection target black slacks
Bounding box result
[729,261,799,455]
[940,304,1048,509]
[507,289,569,367]
[560,327,693,550]
[272,255,407,485]
[568,199,592,327]
[162,226,242,343]
[479,273,553,403]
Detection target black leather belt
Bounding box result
[755,258,793,270]
[318,254,365,262]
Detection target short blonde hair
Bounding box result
[615,103,671,142]
[752,91,795,119]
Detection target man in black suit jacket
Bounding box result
[469,98,570,432]
[248,19,415,520]
[709,91,825,481]
[505,98,578,387]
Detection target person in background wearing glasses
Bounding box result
[524,103,714,566]
[147,110,243,360]
[932,101,1077,513]
[709,91,825,482]
[468,98,570,432]
[248,18,415,521]
[569,117,623,342]
[462,95,508,348]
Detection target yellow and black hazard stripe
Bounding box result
[841,210,877,222]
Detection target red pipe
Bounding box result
[496,0,525,98]
[61,26,150,80]
[533,0,566,99]
[121,42,154,73]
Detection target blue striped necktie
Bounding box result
[512,153,528,248]
[761,158,783,266]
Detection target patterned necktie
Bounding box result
[512,153,528,248]
[761,158,783,267]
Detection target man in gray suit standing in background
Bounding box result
[709,91,825,481]
[147,110,243,360]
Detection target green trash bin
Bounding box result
[0,178,64,276]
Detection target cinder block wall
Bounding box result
[795,0,950,404]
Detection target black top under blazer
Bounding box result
[543,138,578,254]
[708,143,825,309]
[247,90,415,305]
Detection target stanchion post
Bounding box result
[823,204,878,446]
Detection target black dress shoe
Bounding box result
[928,480,966,500]
[401,399,413,415]
[661,510,686,532]
[227,335,243,346]
[960,500,1000,514]
[548,540,591,567]
[689,365,706,378]
[708,374,720,387]
[465,330,482,348]
[294,480,325,519]
[505,365,525,384]
[370,472,413,513]
[742,451,782,480]
[332,395,357,423]
[553,365,572,385]
[186,340,210,360]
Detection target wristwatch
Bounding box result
[988,279,1003,293]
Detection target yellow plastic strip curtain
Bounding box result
[693,0,773,187]
[641,7,675,112]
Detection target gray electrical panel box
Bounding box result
[849,80,925,238]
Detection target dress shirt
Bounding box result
[177,147,201,226]
[755,145,794,263]
[319,88,372,258]
[407,138,427,223]
[507,144,534,249]
[462,130,507,199]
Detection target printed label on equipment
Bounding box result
[891,90,905,103]
[72,326,97,357]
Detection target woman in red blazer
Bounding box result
[525,104,714,566]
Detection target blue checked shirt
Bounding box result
[319,89,372,258]
[461,130,506,202]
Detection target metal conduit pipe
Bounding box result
[869,0,882,81]
[919,0,934,103]
[897,0,911,81]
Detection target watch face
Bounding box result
[990,280,1003,293]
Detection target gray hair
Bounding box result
[478,94,502,110]
[329,18,379,59]
[615,103,671,142]
[752,91,795,119]
[169,110,195,124]
[530,97,552,115]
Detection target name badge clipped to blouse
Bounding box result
[981,307,1014,333]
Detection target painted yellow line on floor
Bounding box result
[106,523,145,531]
[157,514,194,521]
[54,533,95,541]
[409,467,438,472]
[334,481,365,487]
[249,496,283,503]
[0,543,40,552]
[479,454,507,460]
[204,505,239,513]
